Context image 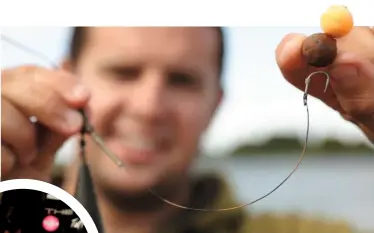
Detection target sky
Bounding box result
[1,27,370,160]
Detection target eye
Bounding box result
[110,66,141,81]
[168,72,198,88]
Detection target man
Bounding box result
[2,27,374,233]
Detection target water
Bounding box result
[195,154,374,231]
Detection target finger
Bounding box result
[46,69,91,105]
[2,67,88,136]
[329,53,374,127]
[276,33,308,73]
[2,97,66,174]
[275,33,339,108]
[337,26,374,63]
[1,98,37,164]
[32,69,89,171]
[329,53,374,96]
[2,165,51,182]
[1,145,16,176]
[2,66,90,107]
[30,125,66,175]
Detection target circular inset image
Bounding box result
[0,179,98,233]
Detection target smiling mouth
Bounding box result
[106,134,172,165]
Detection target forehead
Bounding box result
[82,27,219,66]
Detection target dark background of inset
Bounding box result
[0,189,87,233]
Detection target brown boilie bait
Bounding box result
[302,33,337,67]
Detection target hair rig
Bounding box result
[0,5,355,213]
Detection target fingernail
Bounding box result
[64,110,83,131]
[71,84,89,99]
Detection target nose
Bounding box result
[128,71,169,123]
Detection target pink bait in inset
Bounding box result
[42,215,60,232]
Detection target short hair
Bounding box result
[68,27,225,78]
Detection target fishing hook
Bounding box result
[303,70,330,105]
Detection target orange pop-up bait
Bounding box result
[302,5,354,67]
[321,5,354,38]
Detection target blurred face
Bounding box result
[72,27,222,194]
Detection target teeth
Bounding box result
[121,136,157,151]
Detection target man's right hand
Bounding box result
[1,65,90,181]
